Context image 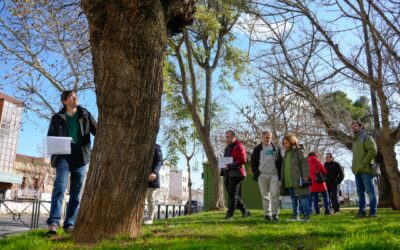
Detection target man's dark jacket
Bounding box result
[250,143,283,181]
[47,106,97,167]
[324,161,344,187]
[149,144,163,188]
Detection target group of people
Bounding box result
[45,90,378,235]
[221,123,378,222]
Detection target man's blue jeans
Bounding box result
[355,173,377,215]
[288,188,311,218]
[311,191,331,214]
[47,157,87,228]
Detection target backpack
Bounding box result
[363,136,381,177]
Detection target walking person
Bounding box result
[46,90,97,235]
[280,134,311,221]
[251,131,283,222]
[308,152,331,215]
[144,144,163,225]
[324,153,344,214]
[221,130,250,220]
[351,121,378,218]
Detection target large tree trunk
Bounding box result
[72,0,195,243]
[378,140,400,209]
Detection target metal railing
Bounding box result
[0,199,51,237]
[1,200,203,237]
[146,204,203,219]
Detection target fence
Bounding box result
[153,204,203,219]
[0,199,51,237]
[0,199,203,237]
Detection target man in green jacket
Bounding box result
[351,121,378,218]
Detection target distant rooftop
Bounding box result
[16,154,50,165]
[0,92,24,107]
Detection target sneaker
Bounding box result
[272,214,279,222]
[301,216,310,222]
[46,224,57,236]
[368,213,377,218]
[242,210,251,218]
[355,211,366,218]
[264,215,272,222]
[63,227,73,234]
[143,219,153,225]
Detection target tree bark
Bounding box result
[72,0,195,243]
[378,138,400,209]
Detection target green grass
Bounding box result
[1,209,399,249]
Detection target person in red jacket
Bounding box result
[308,152,331,215]
[221,130,250,220]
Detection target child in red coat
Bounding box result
[308,152,331,215]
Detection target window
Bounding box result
[33,178,39,190]
[21,177,27,189]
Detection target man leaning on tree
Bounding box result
[46,90,97,235]
[251,131,283,222]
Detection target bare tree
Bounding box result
[237,78,342,155]
[0,0,92,120]
[247,0,400,209]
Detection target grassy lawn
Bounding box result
[0,208,399,249]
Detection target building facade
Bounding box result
[191,188,204,204]
[169,169,189,205]
[11,154,55,199]
[0,92,24,199]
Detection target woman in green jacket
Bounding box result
[280,134,311,221]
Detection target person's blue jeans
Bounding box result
[288,188,311,218]
[311,191,331,214]
[299,194,313,214]
[47,157,87,228]
[355,173,377,215]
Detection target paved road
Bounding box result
[0,214,48,238]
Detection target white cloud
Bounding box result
[234,14,292,42]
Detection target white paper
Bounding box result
[47,136,73,155]
[218,157,233,168]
